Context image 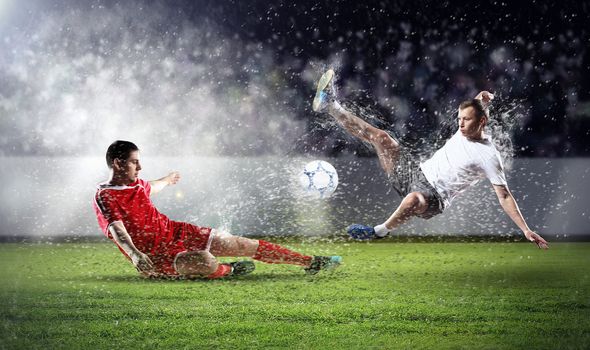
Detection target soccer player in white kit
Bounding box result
[312,69,548,249]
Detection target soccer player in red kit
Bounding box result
[93,140,342,279]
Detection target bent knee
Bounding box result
[404,192,428,212]
[373,130,398,149]
[174,251,217,276]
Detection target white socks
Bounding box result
[374,224,391,238]
[327,100,345,115]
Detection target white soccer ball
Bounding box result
[299,160,339,198]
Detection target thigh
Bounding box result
[173,250,217,276]
[415,192,443,219]
[209,231,259,257]
[371,129,401,175]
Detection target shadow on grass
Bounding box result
[68,272,317,284]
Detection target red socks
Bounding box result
[206,263,232,279]
[206,240,312,277]
[253,240,312,267]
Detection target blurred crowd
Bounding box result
[224,1,589,157]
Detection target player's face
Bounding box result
[119,150,142,183]
[458,107,484,140]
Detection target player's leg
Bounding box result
[313,69,401,175]
[174,250,256,279]
[172,223,255,278]
[348,192,429,240]
[381,192,429,231]
[174,250,219,276]
[210,232,311,265]
[209,231,342,275]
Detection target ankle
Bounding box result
[327,100,344,115]
[206,263,232,279]
[374,224,391,237]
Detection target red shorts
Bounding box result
[150,222,213,276]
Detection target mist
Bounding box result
[0,1,306,157]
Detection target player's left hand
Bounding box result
[524,230,549,249]
[166,171,181,185]
[475,91,494,106]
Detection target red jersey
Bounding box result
[93,178,175,256]
[93,178,213,276]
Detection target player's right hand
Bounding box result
[524,230,549,250]
[132,252,156,276]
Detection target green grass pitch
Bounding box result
[1,240,589,349]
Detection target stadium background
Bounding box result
[0,0,588,239]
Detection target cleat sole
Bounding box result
[312,69,335,112]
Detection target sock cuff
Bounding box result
[374,224,391,237]
[332,100,344,113]
[253,240,276,261]
[254,240,272,256]
[206,263,231,279]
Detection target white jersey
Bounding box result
[420,130,507,209]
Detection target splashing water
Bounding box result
[316,72,523,172]
[485,95,528,170]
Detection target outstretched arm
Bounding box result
[108,221,156,275]
[149,171,180,195]
[493,184,549,249]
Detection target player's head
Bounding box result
[106,140,141,183]
[458,99,488,139]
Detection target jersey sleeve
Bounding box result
[139,178,152,196]
[484,152,508,186]
[95,190,125,226]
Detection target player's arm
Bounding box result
[474,91,494,107]
[108,221,156,275]
[492,184,549,249]
[149,171,180,195]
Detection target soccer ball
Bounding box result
[299,160,339,198]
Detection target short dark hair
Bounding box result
[106,140,139,169]
[459,99,488,119]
